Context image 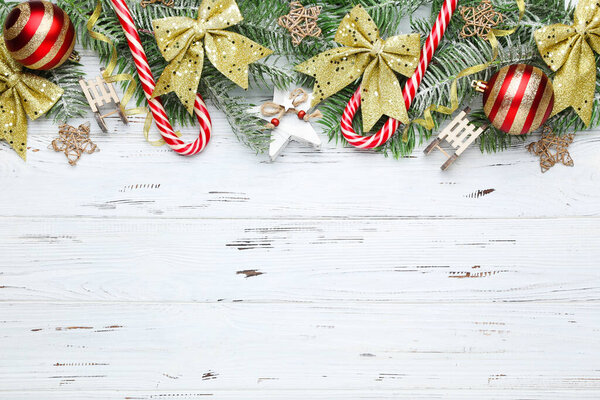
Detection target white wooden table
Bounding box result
[1,15,600,398]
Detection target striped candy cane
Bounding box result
[341,0,458,149]
[110,0,211,155]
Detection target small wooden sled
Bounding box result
[79,68,128,132]
[424,107,487,170]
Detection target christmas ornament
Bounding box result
[249,88,321,161]
[339,0,458,148]
[459,0,503,39]
[2,1,76,70]
[423,107,487,170]
[79,68,129,132]
[296,4,420,132]
[0,40,63,160]
[151,0,273,115]
[534,0,600,126]
[109,0,213,156]
[391,0,523,147]
[50,122,99,166]
[473,64,555,135]
[424,62,551,170]
[527,126,574,173]
[278,1,322,46]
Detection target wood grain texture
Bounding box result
[2,115,599,219]
[0,217,599,303]
[1,1,599,396]
[1,303,599,392]
[5,391,600,400]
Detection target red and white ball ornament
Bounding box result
[473,64,555,135]
[2,0,76,70]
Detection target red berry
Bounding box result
[297,110,307,120]
[271,118,280,127]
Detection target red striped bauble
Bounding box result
[481,64,554,135]
[2,1,76,70]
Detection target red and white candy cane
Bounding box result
[110,0,211,155]
[341,0,459,149]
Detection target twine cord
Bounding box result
[459,0,504,39]
[260,88,323,129]
[49,123,99,166]
[261,88,322,129]
[278,2,322,46]
[527,126,575,173]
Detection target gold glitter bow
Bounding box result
[295,5,420,131]
[0,40,63,160]
[535,0,600,126]
[152,0,273,114]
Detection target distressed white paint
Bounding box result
[1,218,599,303]
[1,303,599,392]
[1,1,599,396]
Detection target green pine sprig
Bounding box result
[59,0,308,153]
[39,61,89,122]
[316,0,599,157]
[56,0,600,157]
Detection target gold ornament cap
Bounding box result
[472,80,488,93]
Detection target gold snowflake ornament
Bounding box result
[50,123,99,166]
[527,127,574,173]
[278,1,322,46]
[460,0,503,39]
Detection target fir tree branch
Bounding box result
[316,0,599,157]
[59,0,306,152]
[39,62,89,122]
[56,0,600,158]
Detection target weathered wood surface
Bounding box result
[1,218,599,303]
[1,303,599,393]
[1,2,599,395]
[2,114,599,219]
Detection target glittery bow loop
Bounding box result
[295,5,420,131]
[534,0,600,126]
[0,40,63,160]
[151,0,272,114]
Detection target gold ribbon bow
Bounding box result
[152,0,273,114]
[0,40,63,160]
[295,5,420,131]
[535,0,600,126]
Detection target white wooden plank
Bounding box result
[0,303,598,391]
[4,390,600,400]
[1,217,598,303]
[1,126,598,219]
[0,53,598,220]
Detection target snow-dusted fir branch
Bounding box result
[319,0,598,158]
[39,63,89,122]
[56,0,599,157]
[59,0,307,153]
